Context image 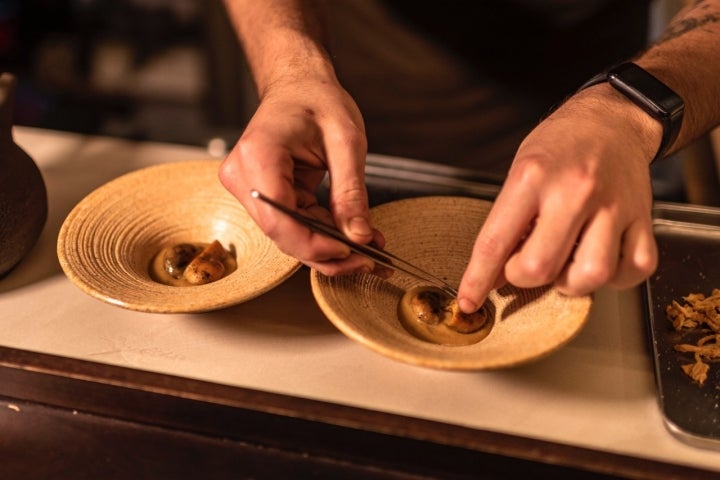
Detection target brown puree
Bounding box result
[150,240,237,287]
[397,286,493,346]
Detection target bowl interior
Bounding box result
[311,196,592,370]
[58,160,301,313]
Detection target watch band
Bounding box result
[579,62,684,163]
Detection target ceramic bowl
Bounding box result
[57,160,301,313]
[311,196,592,370]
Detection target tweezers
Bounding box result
[250,189,458,298]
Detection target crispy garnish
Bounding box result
[667,289,720,385]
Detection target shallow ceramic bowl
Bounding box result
[311,196,592,370]
[58,160,301,313]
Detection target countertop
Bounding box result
[1,126,719,478]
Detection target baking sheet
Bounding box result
[644,201,720,449]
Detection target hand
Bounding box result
[219,77,385,276]
[457,87,661,313]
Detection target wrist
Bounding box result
[255,31,337,96]
[577,62,684,164]
[572,82,662,166]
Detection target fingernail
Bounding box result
[458,297,478,314]
[348,216,372,237]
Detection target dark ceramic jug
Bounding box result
[0,72,48,277]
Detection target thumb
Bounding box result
[328,158,373,245]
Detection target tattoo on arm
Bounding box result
[659,1,719,43]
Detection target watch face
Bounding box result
[608,63,684,119]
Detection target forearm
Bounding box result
[635,0,720,151]
[222,0,336,97]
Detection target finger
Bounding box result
[264,198,387,273]
[304,252,379,277]
[504,192,588,290]
[324,129,374,245]
[553,209,619,296]
[303,203,377,272]
[609,218,658,290]
[457,187,538,313]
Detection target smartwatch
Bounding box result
[579,62,684,163]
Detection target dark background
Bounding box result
[0,0,695,202]
[0,0,253,149]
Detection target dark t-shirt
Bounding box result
[385,0,651,100]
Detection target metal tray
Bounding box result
[644,201,720,450]
[319,153,502,206]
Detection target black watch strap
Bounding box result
[579,62,684,163]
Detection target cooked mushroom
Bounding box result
[445,300,488,334]
[162,243,202,279]
[149,239,237,287]
[409,288,447,325]
[183,240,228,285]
[397,285,492,346]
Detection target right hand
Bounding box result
[218,76,386,276]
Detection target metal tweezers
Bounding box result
[251,189,458,298]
